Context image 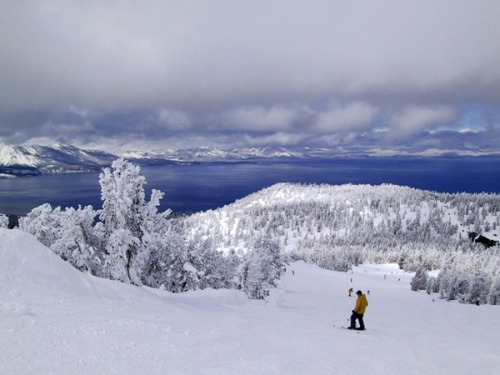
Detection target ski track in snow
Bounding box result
[1,228,500,375]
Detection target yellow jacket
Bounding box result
[354,294,368,314]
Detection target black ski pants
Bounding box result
[350,311,365,330]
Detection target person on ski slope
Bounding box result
[348,290,368,330]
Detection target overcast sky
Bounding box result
[1,1,499,153]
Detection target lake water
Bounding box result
[1,157,499,216]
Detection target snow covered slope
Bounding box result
[1,228,499,375]
[178,183,500,256]
[0,144,115,175]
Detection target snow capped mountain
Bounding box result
[2,142,498,178]
[0,144,40,166]
[0,144,348,177]
[0,144,116,176]
[116,146,321,162]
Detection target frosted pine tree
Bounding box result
[240,251,266,299]
[218,248,241,289]
[19,204,103,274]
[19,203,62,248]
[99,158,170,285]
[464,271,491,305]
[50,205,103,274]
[488,279,500,305]
[240,237,283,299]
[142,236,198,292]
[184,236,237,290]
[0,213,8,228]
[411,267,429,291]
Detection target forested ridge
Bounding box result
[175,182,500,261]
[5,159,500,305]
[172,183,500,304]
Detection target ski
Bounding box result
[333,325,366,332]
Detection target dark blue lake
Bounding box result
[1,157,499,216]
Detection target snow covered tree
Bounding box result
[220,248,242,289]
[240,237,284,300]
[411,267,429,291]
[184,236,233,290]
[463,271,491,305]
[142,235,179,289]
[19,203,61,248]
[99,158,170,285]
[142,235,199,292]
[143,235,241,292]
[488,279,500,305]
[442,273,470,301]
[49,205,104,275]
[19,204,103,274]
[426,276,438,294]
[0,213,8,228]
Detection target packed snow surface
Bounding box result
[1,228,499,375]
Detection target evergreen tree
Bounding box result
[141,235,196,292]
[488,279,500,305]
[19,203,61,248]
[411,267,429,291]
[0,213,8,228]
[240,237,283,299]
[50,205,104,275]
[464,271,491,305]
[99,158,170,285]
[19,204,103,274]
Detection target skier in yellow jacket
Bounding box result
[348,290,368,331]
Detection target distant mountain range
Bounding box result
[0,144,365,177]
[0,143,497,177]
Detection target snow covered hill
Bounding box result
[0,144,115,175]
[176,182,500,256]
[1,228,499,375]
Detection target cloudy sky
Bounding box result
[1,1,499,153]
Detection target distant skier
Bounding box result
[348,290,368,331]
[348,287,353,297]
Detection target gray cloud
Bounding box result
[387,106,457,140]
[221,106,299,132]
[314,102,379,133]
[0,1,499,153]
